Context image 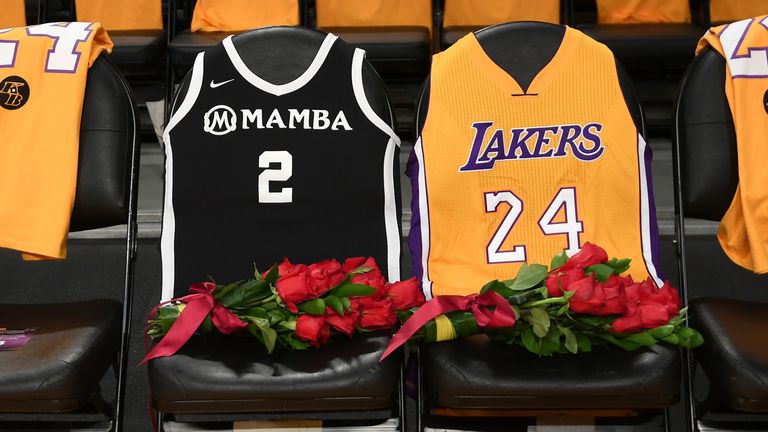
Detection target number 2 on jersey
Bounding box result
[485,187,583,263]
[258,151,292,203]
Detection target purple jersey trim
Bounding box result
[641,135,664,283]
[406,146,424,282]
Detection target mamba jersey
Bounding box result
[410,28,662,298]
[0,22,112,260]
[597,0,691,24]
[0,0,26,28]
[316,0,432,33]
[698,16,768,273]
[162,33,401,300]
[443,0,560,27]
[710,1,768,24]
[191,0,299,32]
[76,0,163,30]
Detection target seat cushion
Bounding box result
[691,297,768,412]
[169,30,234,77]
[577,24,703,71]
[320,26,431,81]
[441,26,482,50]
[424,334,681,410]
[108,29,166,78]
[0,300,122,413]
[149,332,402,414]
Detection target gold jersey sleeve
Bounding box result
[443,0,560,27]
[710,0,768,24]
[697,16,768,273]
[0,0,26,28]
[316,0,432,32]
[410,28,663,297]
[191,0,299,32]
[597,0,691,24]
[76,0,163,31]
[0,22,112,260]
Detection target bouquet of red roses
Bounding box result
[142,257,424,363]
[381,243,703,360]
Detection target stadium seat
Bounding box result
[0,57,140,430]
[439,0,568,49]
[414,22,681,431]
[148,26,405,430]
[708,0,768,25]
[673,45,768,430]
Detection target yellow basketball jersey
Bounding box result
[191,0,299,32]
[443,0,560,27]
[76,0,163,31]
[316,0,432,32]
[0,23,112,260]
[710,0,768,24]
[597,0,691,24]
[0,0,26,28]
[410,28,663,297]
[697,16,768,273]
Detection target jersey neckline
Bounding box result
[222,33,338,96]
[464,26,580,96]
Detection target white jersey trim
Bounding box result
[351,48,401,147]
[223,33,337,96]
[638,133,664,288]
[414,137,433,300]
[160,52,206,301]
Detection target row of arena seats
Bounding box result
[3,0,768,135]
[2,21,767,432]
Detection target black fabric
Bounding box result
[169,30,232,77]
[0,300,122,413]
[70,58,136,232]
[107,30,166,78]
[690,298,768,412]
[424,335,681,410]
[149,333,402,414]
[441,26,481,50]
[166,27,400,297]
[675,47,737,222]
[320,26,430,81]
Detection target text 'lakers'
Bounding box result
[459,121,605,171]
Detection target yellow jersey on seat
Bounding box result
[316,0,432,32]
[75,0,163,30]
[0,0,26,28]
[191,0,300,32]
[443,0,560,27]
[597,0,691,24]
[709,1,768,24]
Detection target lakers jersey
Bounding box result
[597,0,691,24]
[162,32,400,300]
[410,28,663,298]
[316,0,432,33]
[0,23,112,260]
[698,16,768,273]
[0,0,26,28]
[443,0,560,27]
[710,1,768,24]
[76,0,163,31]
[191,0,299,32]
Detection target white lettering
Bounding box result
[331,111,353,131]
[313,109,330,130]
[241,109,262,129]
[288,109,310,129]
[266,108,287,129]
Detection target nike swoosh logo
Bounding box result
[210,79,234,89]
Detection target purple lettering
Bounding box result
[554,124,582,157]
[528,126,559,158]
[571,123,604,161]
[507,127,534,159]
[460,122,495,171]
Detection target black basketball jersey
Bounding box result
[161,33,401,300]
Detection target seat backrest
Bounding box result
[674,47,736,221]
[178,0,303,32]
[442,0,563,27]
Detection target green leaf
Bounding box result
[332,283,376,298]
[559,326,578,354]
[243,315,270,329]
[521,328,541,355]
[550,251,569,270]
[254,263,262,280]
[647,325,675,339]
[576,333,592,352]
[527,308,551,338]
[260,327,277,353]
[201,315,213,333]
[214,281,242,301]
[541,326,561,356]
[218,279,270,308]
[585,264,614,283]
[606,258,631,275]
[481,280,516,298]
[298,298,326,315]
[325,295,344,316]
[624,331,657,347]
[446,311,480,338]
[509,264,548,291]
[263,264,280,285]
[555,302,570,316]
[349,266,373,276]
[597,333,641,351]
[660,334,680,345]
[279,318,297,331]
[507,289,542,305]
[341,296,352,312]
[283,333,310,350]
[677,327,704,348]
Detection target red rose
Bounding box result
[276,264,312,313]
[386,278,424,311]
[355,297,397,330]
[567,275,602,314]
[611,303,671,333]
[347,257,388,298]
[599,275,627,315]
[324,305,360,337]
[546,268,586,297]
[341,256,367,274]
[307,259,345,296]
[562,242,608,271]
[296,314,330,348]
[277,257,294,275]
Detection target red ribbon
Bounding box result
[380,290,516,361]
[140,282,248,364]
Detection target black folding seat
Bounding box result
[673,42,768,431]
[414,22,682,431]
[0,57,140,430]
[148,26,405,431]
